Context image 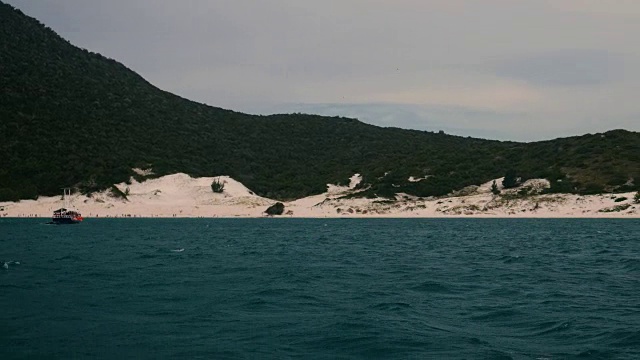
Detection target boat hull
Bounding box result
[51,217,82,225]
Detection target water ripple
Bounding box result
[1,218,639,358]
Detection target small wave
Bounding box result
[470,308,522,322]
[411,280,451,294]
[368,302,412,311]
[254,288,294,298]
[499,254,523,264]
[171,248,185,252]
[0,283,27,289]
[291,294,322,305]
[466,337,491,346]
[480,350,514,360]
[244,298,269,307]
[487,286,522,297]
[620,258,640,271]
[610,329,640,347]
[2,260,20,269]
[530,320,573,336]
[575,349,609,358]
[56,255,82,261]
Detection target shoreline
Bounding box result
[1,173,638,219]
[3,215,639,219]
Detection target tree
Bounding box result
[109,185,128,201]
[634,191,640,204]
[502,169,519,189]
[491,180,500,195]
[211,178,225,193]
[0,188,19,202]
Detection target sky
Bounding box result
[6,0,640,141]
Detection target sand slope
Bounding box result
[1,173,638,218]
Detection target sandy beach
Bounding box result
[1,173,638,219]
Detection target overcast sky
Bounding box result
[7,0,640,141]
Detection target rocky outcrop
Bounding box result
[265,202,285,216]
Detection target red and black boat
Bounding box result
[51,188,83,224]
[51,208,83,224]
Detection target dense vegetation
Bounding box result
[1,1,639,202]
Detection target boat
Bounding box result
[52,208,83,224]
[51,188,83,224]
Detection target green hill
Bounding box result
[1,1,639,201]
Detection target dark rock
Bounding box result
[265,202,285,216]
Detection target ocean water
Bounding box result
[1,218,639,359]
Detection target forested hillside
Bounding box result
[1,1,639,201]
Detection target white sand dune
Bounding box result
[0,173,638,218]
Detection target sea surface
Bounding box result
[1,218,639,359]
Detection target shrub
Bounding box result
[543,178,574,194]
[502,170,519,189]
[491,180,500,195]
[336,178,351,187]
[109,185,128,200]
[211,178,225,193]
[614,197,627,203]
[634,191,640,204]
[579,183,605,195]
[518,187,532,196]
[599,204,631,213]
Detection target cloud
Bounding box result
[548,0,640,16]
[490,49,622,87]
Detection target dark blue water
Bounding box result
[1,218,639,359]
